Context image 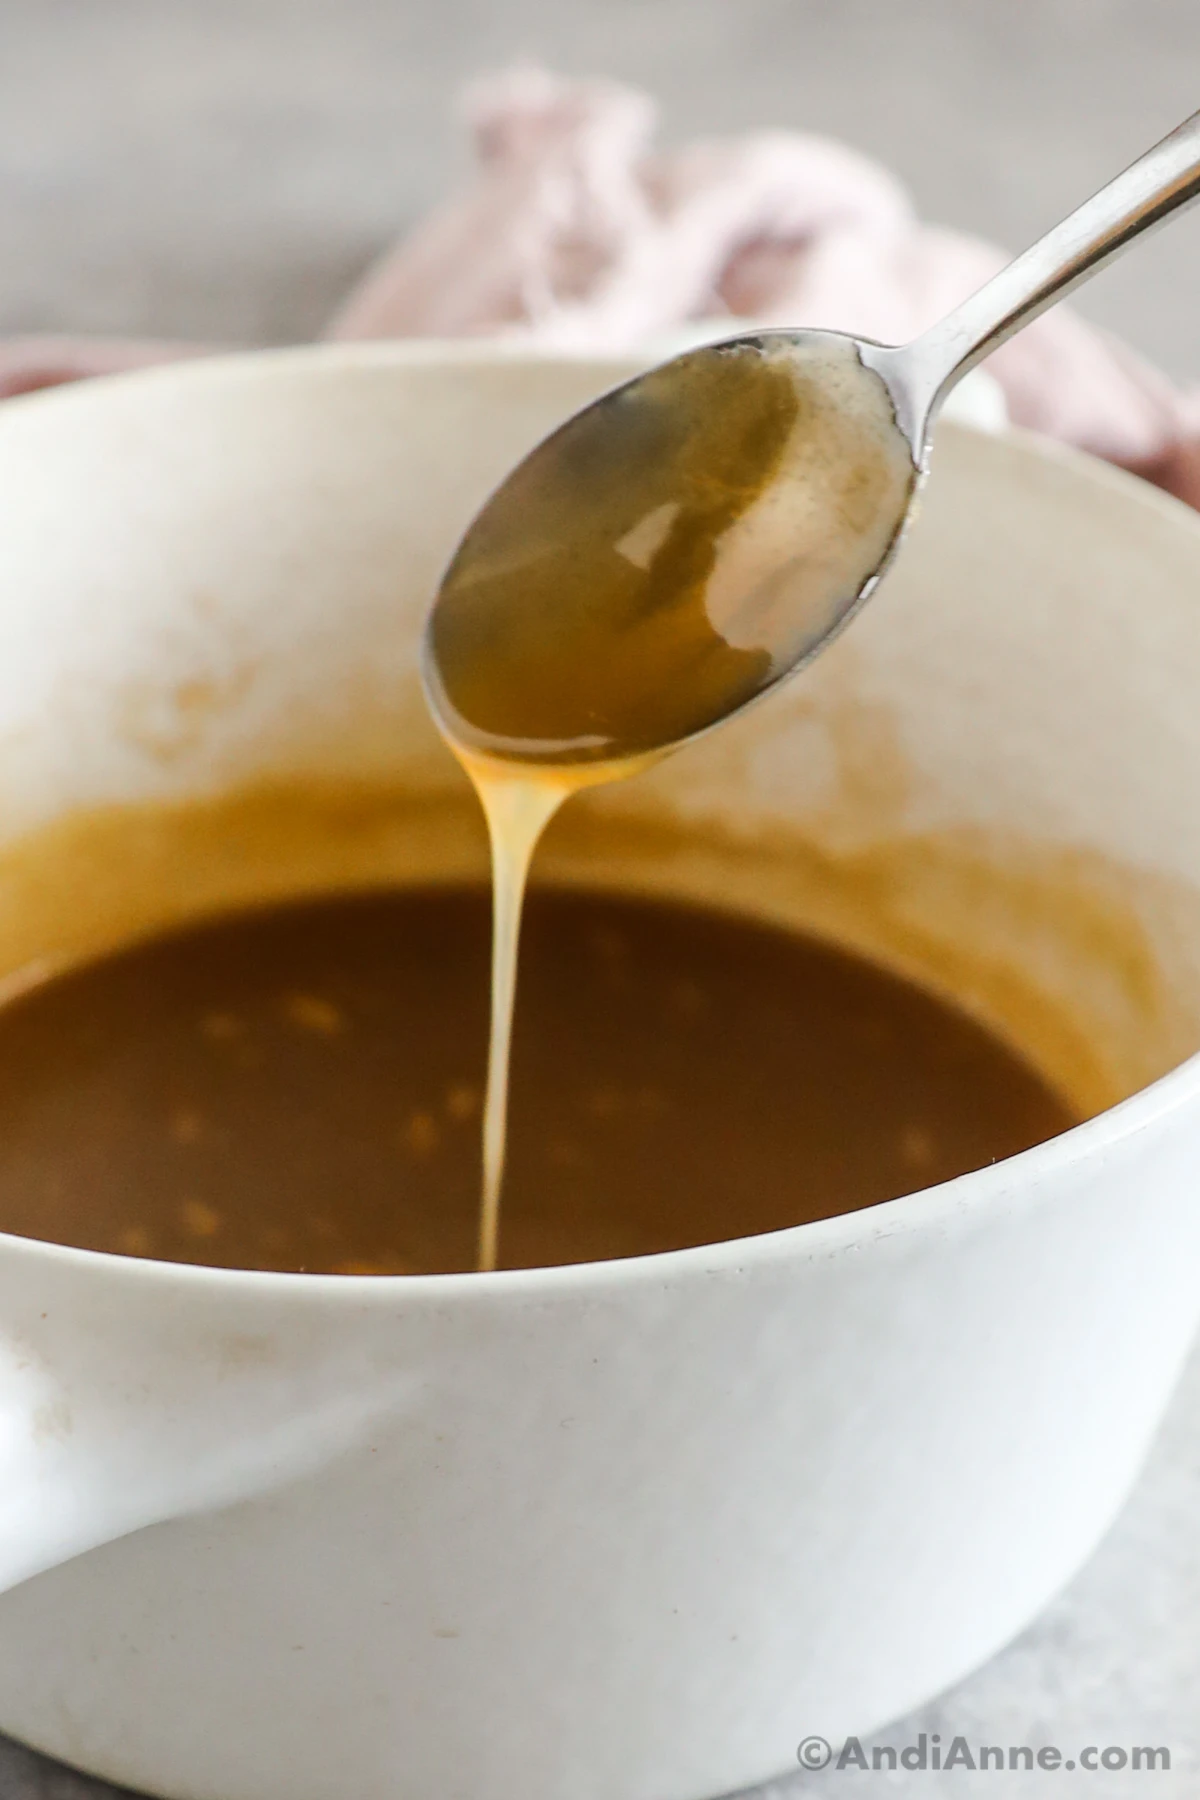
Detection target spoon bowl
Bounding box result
[422,328,916,769]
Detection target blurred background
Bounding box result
[1,0,1198,375]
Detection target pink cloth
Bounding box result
[5,66,1200,506]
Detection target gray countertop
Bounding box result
[0,2,1197,1793]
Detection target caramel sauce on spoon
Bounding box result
[422,334,915,1267]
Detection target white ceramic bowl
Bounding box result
[0,344,1198,1800]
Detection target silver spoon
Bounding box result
[423,109,1200,772]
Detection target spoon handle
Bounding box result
[902,108,1200,418]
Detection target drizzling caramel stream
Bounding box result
[459,754,648,1270]
[468,765,567,1272]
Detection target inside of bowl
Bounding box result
[1,352,1199,1120]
